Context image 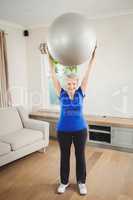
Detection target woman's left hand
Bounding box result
[90,42,97,62]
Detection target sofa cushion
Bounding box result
[0,141,11,156]
[0,107,23,136]
[0,128,43,151]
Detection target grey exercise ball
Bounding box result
[47,12,96,66]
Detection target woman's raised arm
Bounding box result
[81,44,97,94]
[45,45,61,96]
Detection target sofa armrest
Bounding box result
[24,119,49,146]
[16,106,50,146]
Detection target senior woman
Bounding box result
[45,45,96,195]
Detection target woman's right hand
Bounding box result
[44,43,49,55]
[90,42,97,63]
[44,44,55,62]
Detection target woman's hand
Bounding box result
[90,43,97,63]
[39,43,49,55]
[44,43,55,63]
[43,43,49,55]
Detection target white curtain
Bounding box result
[0,31,12,107]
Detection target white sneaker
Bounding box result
[57,183,69,194]
[78,183,87,195]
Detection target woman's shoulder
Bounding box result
[58,87,66,99]
[76,86,85,97]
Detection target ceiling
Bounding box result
[0,0,133,28]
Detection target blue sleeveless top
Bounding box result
[56,86,88,132]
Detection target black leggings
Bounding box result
[57,128,88,184]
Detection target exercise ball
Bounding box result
[47,12,96,66]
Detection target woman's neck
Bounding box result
[67,91,75,100]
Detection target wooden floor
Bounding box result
[0,139,133,200]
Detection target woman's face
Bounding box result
[66,78,78,94]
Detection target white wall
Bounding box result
[85,14,133,117]
[26,27,48,111]
[0,20,28,109]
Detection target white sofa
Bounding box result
[0,106,49,167]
